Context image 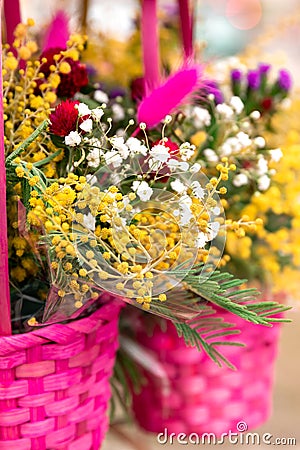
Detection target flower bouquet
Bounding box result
[0,2,291,449]
[101,0,296,438]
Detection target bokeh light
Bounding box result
[226,0,262,30]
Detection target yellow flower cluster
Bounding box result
[4,21,87,288]
[18,151,236,312]
[225,97,300,296]
[3,19,86,159]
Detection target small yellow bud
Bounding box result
[75,301,83,308]
[145,272,153,279]
[18,46,31,60]
[59,61,72,74]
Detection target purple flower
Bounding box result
[278,69,292,91]
[258,63,271,75]
[247,70,260,90]
[85,64,97,78]
[205,80,224,104]
[110,87,126,99]
[231,69,243,82]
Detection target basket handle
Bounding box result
[3,0,21,46]
[178,0,194,59]
[141,0,194,90]
[141,0,161,92]
[0,0,12,336]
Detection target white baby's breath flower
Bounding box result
[257,156,268,175]
[254,136,266,148]
[237,131,251,148]
[167,159,189,172]
[191,181,205,199]
[64,131,81,147]
[170,179,187,194]
[192,106,211,127]
[110,136,129,159]
[91,107,104,121]
[126,137,147,156]
[83,212,96,231]
[88,137,103,150]
[250,110,261,120]
[179,203,193,225]
[75,103,91,117]
[104,150,122,168]
[190,163,201,173]
[212,206,220,215]
[269,148,283,162]
[112,103,125,121]
[132,181,153,201]
[230,96,244,114]
[204,148,218,163]
[233,173,248,187]
[179,142,195,161]
[216,103,234,119]
[167,159,180,171]
[196,232,207,248]
[258,174,270,191]
[86,174,97,185]
[150,144,170,163]
[179,161,189,171]
[208,221,220,240]
[86,148,101,168]
[180,194,192,207]
[220,137,241,156]
[79,118,93,133]
[94,90,109,103]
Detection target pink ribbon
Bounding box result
[141,0,161,93]
[3,0,21,47]
[0,0,12,336]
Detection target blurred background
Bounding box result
[20,0,300,83]
[15,1,300,448]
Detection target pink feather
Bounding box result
[137,65,203,128]
[42,11,69,51]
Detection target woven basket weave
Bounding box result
[131,297,282,436]
[0,294,122,450]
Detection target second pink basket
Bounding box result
[131,294,282,436]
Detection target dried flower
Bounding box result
[49,100,79,136]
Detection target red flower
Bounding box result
[57,59,88,98]
[261,97,273,112]
[49,100,79,136]
[40,48,88,98]
[40,48,63,75]
[131,77,146,102]
[153,138,180,157]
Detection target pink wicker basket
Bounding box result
[131,296,282,436]
[0,294,123,450]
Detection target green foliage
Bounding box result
[110,348,143,423]
[145,263,291,367]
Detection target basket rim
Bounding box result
[0,297,123,356]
